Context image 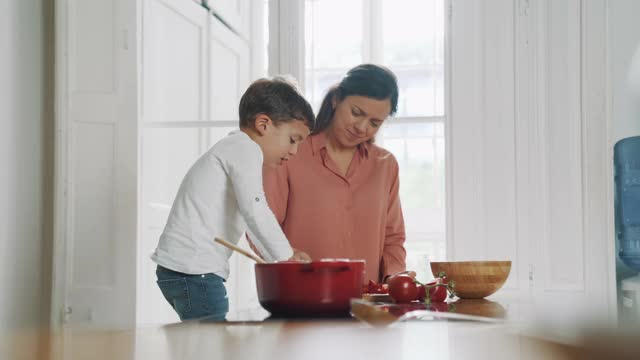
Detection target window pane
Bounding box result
[382,0,444,65]
[305,0,363,107]
[394,65,445,116]
[378,122,446,281]
[383,0,445,117]
[305,0,363,68]
[302,0,447,282]
[304,69,344,111]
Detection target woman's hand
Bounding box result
[288,249,311,262]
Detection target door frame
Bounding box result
[51,0,70,329]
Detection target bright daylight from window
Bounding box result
[305,0,446,282]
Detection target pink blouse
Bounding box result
[263,132,407,282]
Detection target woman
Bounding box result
[263,64,408,283]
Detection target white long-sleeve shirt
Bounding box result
[151,131,293,278]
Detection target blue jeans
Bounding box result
[156,265,229,321]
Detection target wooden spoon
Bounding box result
[214,237,266,264]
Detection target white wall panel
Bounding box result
[1,0,54,331]
[451,0,612,313]
[609,0,640,143]
[542,0,585,291]
[56,0,138,328]
[584,0,615,320]
[608,0,640,320]
[449,0,519,291]
[480,0,517,279]
[449,0,486,260]
[72,123,116,287]
[72,0,115,92]
[69,0,118,124]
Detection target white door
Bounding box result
[207,0,249,36]
[207,16,249,123]
[206,16,255,319]
[137,0,209,325]
[137,2,254,324]
[54,0,138,328]
[143,0,208,124]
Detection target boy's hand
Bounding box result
[288,249,311,262]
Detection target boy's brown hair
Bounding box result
[238,77,315,130]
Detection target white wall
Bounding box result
[609,0,640,143]
[609,0,640,316]
[449,0,613,318]
[0,0,54,329]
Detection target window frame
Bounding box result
[270,0,453,273]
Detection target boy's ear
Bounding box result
[254,114,273,136]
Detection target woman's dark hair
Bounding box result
[314,64,398,134]
[239,76,315,130]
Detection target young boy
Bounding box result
[151,77,315,321]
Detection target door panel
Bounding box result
[208,17,249,122]
[138,127,203,325]
[60,0,138,328]
[207,0,249,36]
[207,18,256,318]
[144,0,207,123]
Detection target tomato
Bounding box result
[364,280,389,294]
[415,284,427,301]
[427,278,448,302]
[388,274,418,303]
[366,280,375,293]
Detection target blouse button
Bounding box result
[255,197,260,202]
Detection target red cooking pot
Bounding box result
[255,259,365,317]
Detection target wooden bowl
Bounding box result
[430,261,511,299]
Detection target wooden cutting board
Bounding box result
[361,293,393,303]
[351,299,505,327]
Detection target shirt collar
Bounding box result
[310,131,370,158]
[358,140,371,158]
[310,132,328,156]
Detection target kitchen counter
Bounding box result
[2,298,639,360]
[0,320,565,360]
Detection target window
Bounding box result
[304,0,447,281]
